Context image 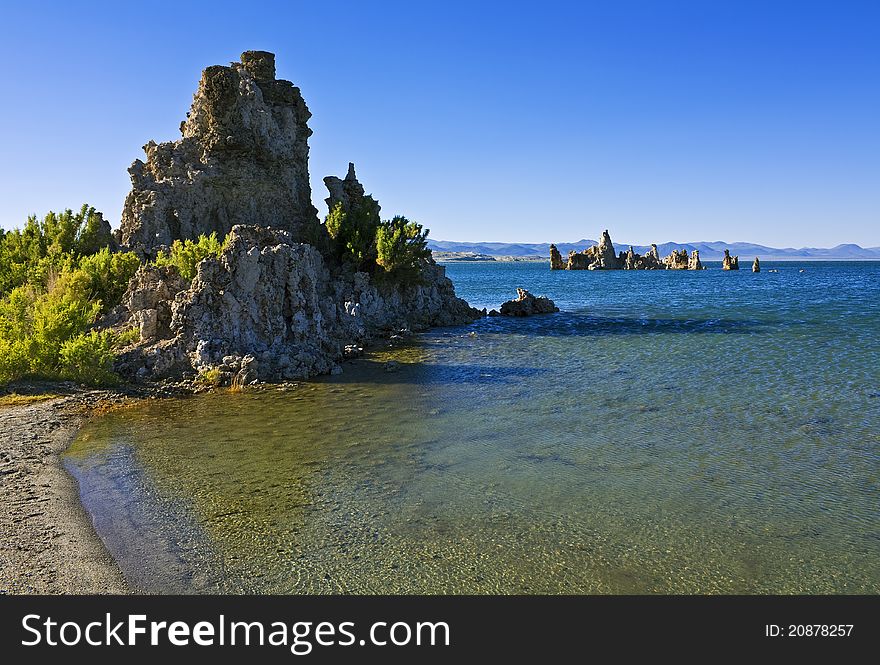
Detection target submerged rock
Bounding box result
[498,289,559,316]
[722,249,740,271]
[117,51,324,256]
[752,257,760,273]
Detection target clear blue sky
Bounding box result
[1,0,878,246]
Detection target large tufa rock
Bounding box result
[113,51,481,384]
[549,244,565,270]
[687,249,703,270]
[173,226,336,380]
[722,249,740,270]
[752,256,760,273]
[498,289,559,316]
[118,51,323,255]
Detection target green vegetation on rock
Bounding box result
[326,201,430,280]
[154,232,225,279]
[375,215,431,281]
[325,200,381,271]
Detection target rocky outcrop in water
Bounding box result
[118,223,480,383]
[498,289,559,316]
[117,51,323,256]
[594,230,620,269]
[554,232,703,270]
[113,51,481,383]
[752,257,760,273]
[565,230,620,270]
[665,249,690,270]
[549,244,564,270]
[722,249,740,270]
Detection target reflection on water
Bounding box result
[65,262,880,593]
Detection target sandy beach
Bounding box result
[0,395,127,594]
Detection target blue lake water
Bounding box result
[64,261,880,593]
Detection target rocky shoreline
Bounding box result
[0,321,441,594]
[0,390,132,593]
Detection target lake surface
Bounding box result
[64,261,880,593]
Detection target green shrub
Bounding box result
[0,249,130,386]
[0,205,113,295]
[325,199,381,271]
[324,184,434,281]
[154,232,225,279]
[0,278,105,384]
[112,326,140,349]
[375,215,431,280]
[78,247,140,312]
[197,366,223,387]
[58,330,118,385]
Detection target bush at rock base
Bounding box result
[154,232,226,279]
[0,207,139,386]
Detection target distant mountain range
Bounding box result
[428,238,880,260]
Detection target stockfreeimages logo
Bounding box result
[21,614,451,655]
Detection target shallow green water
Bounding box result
[65,262,880,593]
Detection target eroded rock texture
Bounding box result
[118,51,323,255]
[555,232,703,271]
[752,257,760,273]
[324,162,368,215]
[664,249,690,270]
[498,289,559,316]
[566,230,620,270]
[549,244,565,270]
[722,249,740,270]
[124,265,189,343]
[118,221,480,382]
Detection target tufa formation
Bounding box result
[118,51,322,256]
[487,289,559,317]
[722,249,740,270]
[551,231,706,270]
[113,51,480,384]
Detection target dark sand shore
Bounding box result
[0,395,128,594]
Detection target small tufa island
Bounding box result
[550,230,750,271]
[490,289,559,317]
